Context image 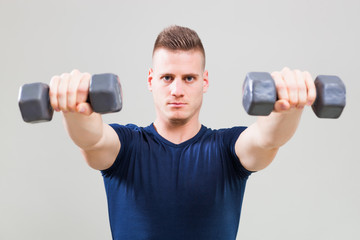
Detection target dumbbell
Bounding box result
[242,72,346,118]
[18,73,122,123]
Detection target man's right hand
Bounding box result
[49,69,94,116]
[48,69,120,171]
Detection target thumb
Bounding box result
[76,102,94,116]
[274,99,291,113]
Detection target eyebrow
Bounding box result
[159,73,200,77]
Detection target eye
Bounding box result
[185,76,195,82]
[162,75,173,82]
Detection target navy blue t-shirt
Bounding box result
[101,123,253,240]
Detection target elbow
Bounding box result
[80,149,109,171]
[241,147,279,172]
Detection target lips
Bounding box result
[168,102,187,107]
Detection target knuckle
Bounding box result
[298,83,307,92]
[299,101,306,106]
[304,71,312,78]
[58,103,67,111]
[79,76,91,87]
[60,73,70,79]
[68,105,76,112]
[293,69,302,74]
[287,82,297,91]
[289,98,298,105]
[50,75,59,83]
[49,89,57,98]
[294,69,304,78]
[282,72,295,82]
[309,92,317,102]
[70,69,80,75]
[82,72,91,79]
[58,90,66,98]
[271,71,281,78]
[66,88,76,96]
[299,95,307,104]
[49,96,57,108]
[282,66,290,72]
[281,67,292,76]
[49,76,59,88]
[276,83,287,92]
[77,86,88,95]
[309,79,316,87]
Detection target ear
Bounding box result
[202,70,209,93]
[147,68,154,91]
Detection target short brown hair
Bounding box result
[153,25,206,65]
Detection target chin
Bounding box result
[168,118,189,125]
[167,114,191,125]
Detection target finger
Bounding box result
[281,67,297,107]
[67,70,82,112]
[58,73,70,112]
[76,102,93,116]
[304,71,316,106]
[70,69,81,76]
[294,69,307,109]
[49,75,60,112]
[274,99,291,113]
[271,71,290,112]
[271,71,288,100]
[281,66,291,72]
[76,72,91,105]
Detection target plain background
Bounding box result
[1,0,359,239]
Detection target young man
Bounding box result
[49,26,316,239]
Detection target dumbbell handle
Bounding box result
[18,73,122,123]
[242,72,346,118]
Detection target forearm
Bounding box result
[62,112,105,150]
[236,68,316,171]
[48,70,120,170]
[254,107,303,149]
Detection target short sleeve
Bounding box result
[100,123,140,177]
[219,126,254,178]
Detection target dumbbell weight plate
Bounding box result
[242,72,277,116]
[312,75,346,118]
[18,83,53,123]
[89,74,122,114]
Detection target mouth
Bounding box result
[168,102,187,107]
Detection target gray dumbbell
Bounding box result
[242,72,346,118]
[18,73,122,123]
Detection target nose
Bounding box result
[170,78,184,97]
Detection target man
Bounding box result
[49,25,316,239]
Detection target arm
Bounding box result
[235,67,316,172]
[49,69,120,170]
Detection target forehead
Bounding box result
[152,48,204,72]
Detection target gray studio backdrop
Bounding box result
[1,0,359,239]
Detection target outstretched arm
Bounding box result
[235,67,316,172]
[49,69,120,170]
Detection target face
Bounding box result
[148,48,209,125]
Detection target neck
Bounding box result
[153,118,202,144]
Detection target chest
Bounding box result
[119,142,241,204]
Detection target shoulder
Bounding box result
[109,123,150,135]
[201,125,253,177]
[108,123,157,143]
[109,123,141,131]
[197,126,247,148]
[203,126,247,139]
[215,126,247,135]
